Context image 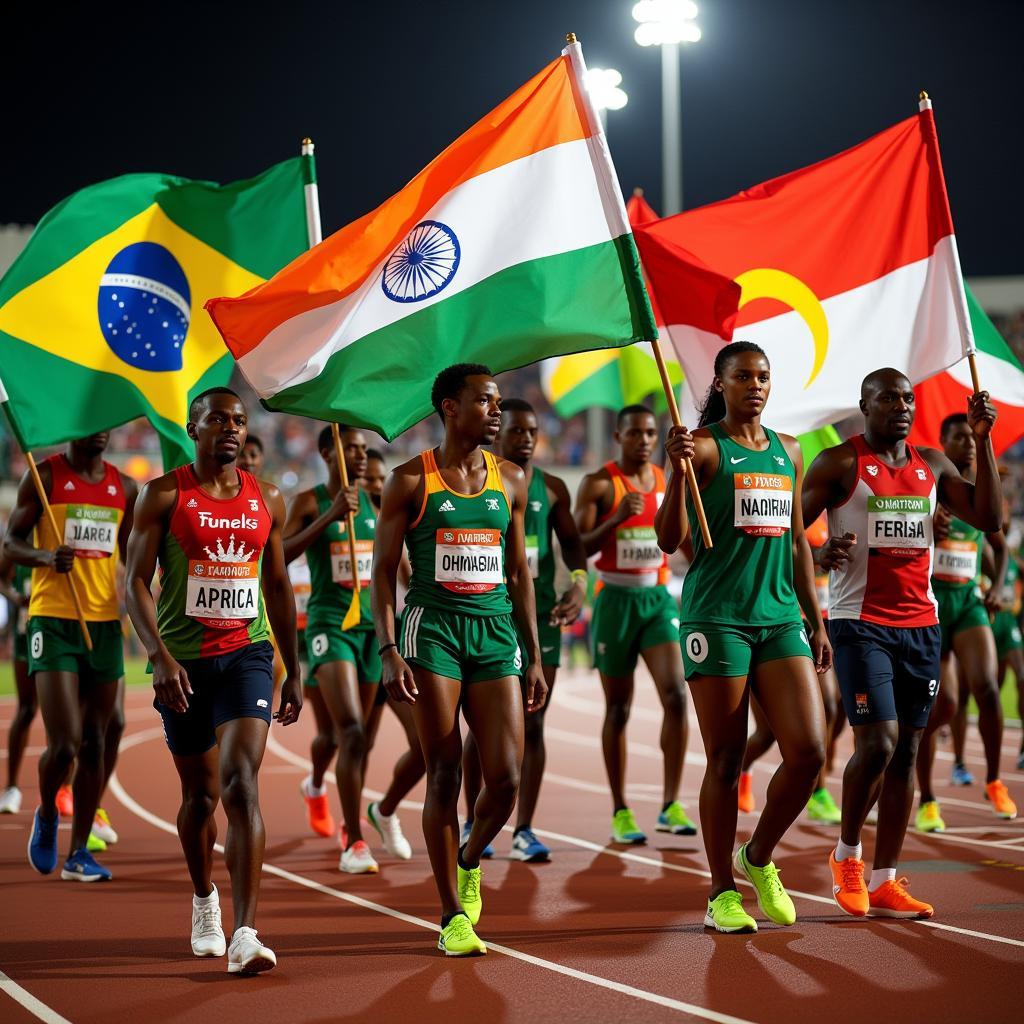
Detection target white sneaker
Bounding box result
[191,886,227,957]
[91,809,118,844]
[367,801,412,860]
[0,786,22,814]
[227,926,276,975]
[339,839,379,874]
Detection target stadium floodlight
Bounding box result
[632,0,702,45]
[584,67,629,113]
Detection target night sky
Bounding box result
[3,1,1022,276]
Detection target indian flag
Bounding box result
[206,40,655,441]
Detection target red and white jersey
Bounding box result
[827,435,938,627]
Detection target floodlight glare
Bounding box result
[632,0,701,46]
[584,67,629,113]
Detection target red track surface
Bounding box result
[2,668,1023,1024]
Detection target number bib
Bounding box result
[330,540,373,587]
[524,534,539,579]
[933,540,979,584]
[186,560,260,626]
[867,495,932,555]
[615,526,663,570]
[63,504,118,558]
[434,528,503,593]
[733,473,792,537]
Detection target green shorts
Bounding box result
[592,584,679,677]
[306,622,381,683]
[400,606,521,682]
[991,611,1024,659]
[515,614,562,672]
[680,620,811,680]
[936,585,990,655]
[26,616,124,685]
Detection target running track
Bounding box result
[1,668,1022,1024]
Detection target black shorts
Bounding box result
[830,620,941,729]
[156,641,274,757]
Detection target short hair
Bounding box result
[617,404,655,427]
[431,363,492,421]
[317,424,354,452]
[860,367,909,400]
[365,449,386,464]
[500,398,535,416]
[243,435,263,452]
[940,412,969,439]
[189,386,241,422]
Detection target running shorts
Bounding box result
[305,622,382,684]
[679,620,811,680]
[515,615,562,673]
[592,584,679,677]
[935,585,990,654]
[400,607,521,682]
[27,616,123,685]
[992,611,1024,659]
[13,629,27,663]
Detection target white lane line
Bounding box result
[108,728,757,1024]
[0,969,72,1024]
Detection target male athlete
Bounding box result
[236,434,265,476]
[0,557,35,815]
[5,432,136,882]
[125,387,301,974]
[373,363,545,957]
[575,405,695,843]
[462,398,588,862]
[803,369,1002,919]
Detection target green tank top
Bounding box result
[305,484,376,631]
[682,422,801,625]
[524,466,556,615]
[932,515,983,590]
[405,448,512,616]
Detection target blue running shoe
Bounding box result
[27,808,59,875]
[951,762,974,786]
[460,820,494,859]
[60,847,112,882]
[510,827,550,863]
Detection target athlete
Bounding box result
[4,432,136,882]
[236,434,264,476]
[373,363,545,957]
[125,387,301,974]
[0,556,35,814]
[804,369,1002,920]
[462,398,588,862]
[576,405,695,844]
[656,342,829,934]
[914,413,1016,830]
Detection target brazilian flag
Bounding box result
[0,157,312,468]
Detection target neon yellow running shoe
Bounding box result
[656,801,698,836]
[915,801,945,833]
[734,842,796,926]
[704,890,757,933]
[457,863,483,925]
[611,808,647,844]
[437,913,486,956]
[806,788,842,824]
[86,831,107,853]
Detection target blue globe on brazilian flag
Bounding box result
[0,157,312,467]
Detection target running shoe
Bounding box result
[459,819,494,859]
[510,827,550,863]
[829,851,868,917]
[191,887,227,957]
[437,913,486,956]
[734,842,796,926]
[868,877,934,919]
[27,808,59,875]
[611,808,647,845]
[0,786,22,814]
[737,772,755,813]
[227,927,276,974]
[985,780,1018,820]
[915,801,946,833]
[704,890,757,933]
[91,808,118,845]
[367,801,412,860]
[86,831,107,853]
[950,762,974,786]
[339,840,379,874]
[457,863,483,925]
[806,788,842,824]
[55,785,73,817]
[300,776,335,838]
[656,801,698,836]
[60,847,112,882]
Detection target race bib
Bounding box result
[330,540,373,587]
[615,526,663,570]
[933,540,978,584]
[525,534,539,579]
[63,504,118,558]
[733,473,792,537]
[867,495,931,555]
[435,528,503,593]
[186,560,259,626]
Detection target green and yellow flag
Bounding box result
[0,158,311,468]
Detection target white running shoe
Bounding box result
[191,885,227,958]
[339,839,379,874]
[0,786,22,814]
[227,926,276,975]
[367,801,412,860]
[91,808,118,844]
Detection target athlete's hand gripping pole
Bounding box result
[332,422,362,631]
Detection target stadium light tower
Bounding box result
[584,67,629,131]
[632,0,701,214]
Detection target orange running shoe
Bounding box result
[300,779,335,838]
[868,877,933,918]
[738,773,755,814]
[829,851,868,916]
[985,780,1018,820]
[55,785,73,818]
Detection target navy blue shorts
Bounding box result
[156,641,274,757]
[830,620,941,729]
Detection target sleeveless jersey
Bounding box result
[305,484,376,631]
[288,556,311,631]
[524,466,556,615]
[827,434,937,627]
[1000,555,1022,613]
[932,514,983,590]
[595,461,669,588]
[29,454,126,622]
[682,422,800,625]
[405,449,512,616]
[157,465,272,659]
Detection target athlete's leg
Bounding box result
[1007,647,1024,757]
[950,670,969,769]
[461,729,482,822]
[5,658,37,791]
[99,677,126,799]
[815,668,840,792]
[600,671,635,811]
[377,699,426,817]
[826,709,846,775]
[640,642,688,807]
[172,747,221,897]
[953,625,1003,784]
[915,655,958,803]
[317,659,368,846]
[70,678,119,853]
[741,696,775,772]
[873,722,926,869]
[34,671,81,821]
[358,682,382,793]
[304,682,337,790]
[515,664,556,831]
[842,720,898,848]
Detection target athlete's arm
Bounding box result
[2,462,74,573]
[655,426,708,553]
[0,553,21,606]
[546,473,588,626]
[281,485,360,563]
[258,481,301,726]
[117,472,139,565]
[575,470,642,555]
[801,443,858,572]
